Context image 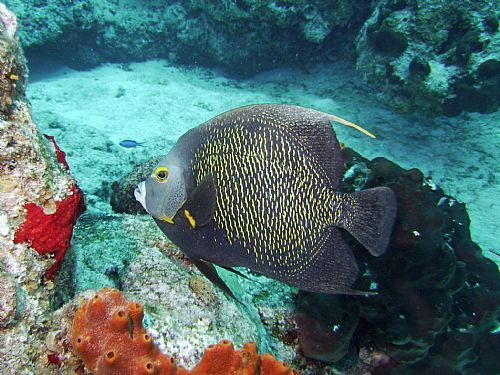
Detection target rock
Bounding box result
[5,1,497,115]
[0,2,16,37]
[110,156,159,214]
[0,3,85,372]
[0,11,26,116]
[0,264,18,327]
[477,58,500,79]
[356,0,499,115]
[368,27,408,56]
[4,0,370,75]
[408,56,431,78]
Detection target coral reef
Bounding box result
[71,287,298,375]
[52,209,299,369]
[0,3,26,116]
[0,2,16,37]
[295,148,500,373]
[6,0,499,114]
[4,0,372,74]
[51,214,138,309]
[0,4,86,371]
[355,0,499,115]
[120,240,263,369]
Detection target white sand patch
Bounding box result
[27,60,499,260]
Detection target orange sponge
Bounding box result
[71,287,298,375]
[179,340,298,375]
[71,288,177,375]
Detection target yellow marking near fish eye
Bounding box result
[9,74,19,81]
[154,166,169,182]
[160,214,174,224]
[184,210,196,228]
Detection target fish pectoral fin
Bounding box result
[192,258,240,302]
[183,173,217,227]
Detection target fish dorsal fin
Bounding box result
[273,105,346,189]
[183,173,216,228]
[326,114,376,139]
[192,258,240,302]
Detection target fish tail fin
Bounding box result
[332,187,397,256]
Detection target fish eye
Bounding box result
[154,166,169,182]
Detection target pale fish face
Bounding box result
[134,163,187,224]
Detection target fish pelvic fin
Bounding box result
[191,258,240,302]
[332,187,397,256]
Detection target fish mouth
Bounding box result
[134,181,149,213]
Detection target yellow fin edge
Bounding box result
[329,114,376,139]
[160,215,174,224]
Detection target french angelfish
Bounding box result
[134,104,397,297]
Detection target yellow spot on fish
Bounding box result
[184,209,196,228]
[9,74,19,81]
[160,214,174,224]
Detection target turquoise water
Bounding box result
[1,1,499,374]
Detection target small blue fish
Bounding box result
[119,140,145,148]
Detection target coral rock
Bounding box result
[71,287,299,375]
[5,0,365,75]
[0,15,26,116]
[0,7,87,370]
[0,264,17,327]
[0,2,17,37]
[355,0,499,115]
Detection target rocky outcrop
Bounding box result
[5,1,499,115]
[6,0,498,115]
[0,3,85,371]
[3,0,372,73]
[355,0,499,115]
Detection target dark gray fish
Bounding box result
[119,139,145,148]
[135,104,396,297]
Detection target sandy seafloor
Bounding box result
[27,59,499,265]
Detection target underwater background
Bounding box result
[0,1,498,374]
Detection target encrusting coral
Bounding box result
[71,287,298,375]
[0,3,89,371]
